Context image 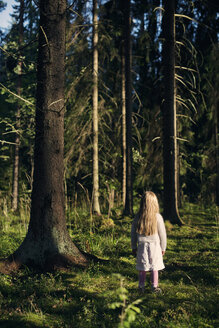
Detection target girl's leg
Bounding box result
[138,270,146,288]
[150,270,158,288]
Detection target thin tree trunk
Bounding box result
[162,0,183,225]
[12,115,20,211]
[215,100,219,206]
[92,0,101,215]
[0,0,88,273]
[123,0,133,216]
[12,0,24,212]
[121,41,126,208]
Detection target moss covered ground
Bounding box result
[0,204,218,327]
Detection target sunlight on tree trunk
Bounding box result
[121,41,126,208]
[92,0,101,215]
[123,0,133,217]
[162,0,183,225]
[12,0,24,212]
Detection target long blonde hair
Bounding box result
[137,191,159,236]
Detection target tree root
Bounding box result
[0,252,88,274]
[0,249,108,275]
[0,258,21,275]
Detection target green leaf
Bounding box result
[109,302,122,309]
[130,305,141,313]
[127,311,136,322]
[119,294,127,301]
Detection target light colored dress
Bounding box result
[131,213,167,272]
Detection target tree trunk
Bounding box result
[92,0,101,215]
[123,0,133,216]
[0,0,88,273]
[12,111,20,212]
[215,100,219,206]
[121,41,126,208]
[12,0,24,212]
[162,0,183,225]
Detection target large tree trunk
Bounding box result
[92,0,101,215]
[162,0,183,225]
[12,0,24,212]
[123,0,133,216]
[0,0,88,273]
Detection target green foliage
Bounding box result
[0,0,218,207]
[109,274,142,328]
[0,204,218,327]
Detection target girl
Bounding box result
[131,191,167,293]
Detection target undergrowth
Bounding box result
[0,203,218,327]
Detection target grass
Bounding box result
[0,203,218,327]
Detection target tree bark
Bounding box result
[0,0,88,273]
[215,100,219,206]
[162,0,183,225]
[123,0,133,216]
[12,0,24,212]
[121,41,126,208]
[92,0,101,215]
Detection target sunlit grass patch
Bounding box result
[0,233,24,258]
[22,312,47,326]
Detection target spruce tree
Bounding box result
[0,0,88,273]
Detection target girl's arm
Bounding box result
[157,214,167,252]
[131,215,138,253]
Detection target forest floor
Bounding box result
[0,203,218,328]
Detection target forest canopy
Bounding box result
[0,0,218,216]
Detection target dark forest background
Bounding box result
[0,2,218,327]
[0,0,218,216]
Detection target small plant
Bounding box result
[100,218,115,232]
[109,274,141,328]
